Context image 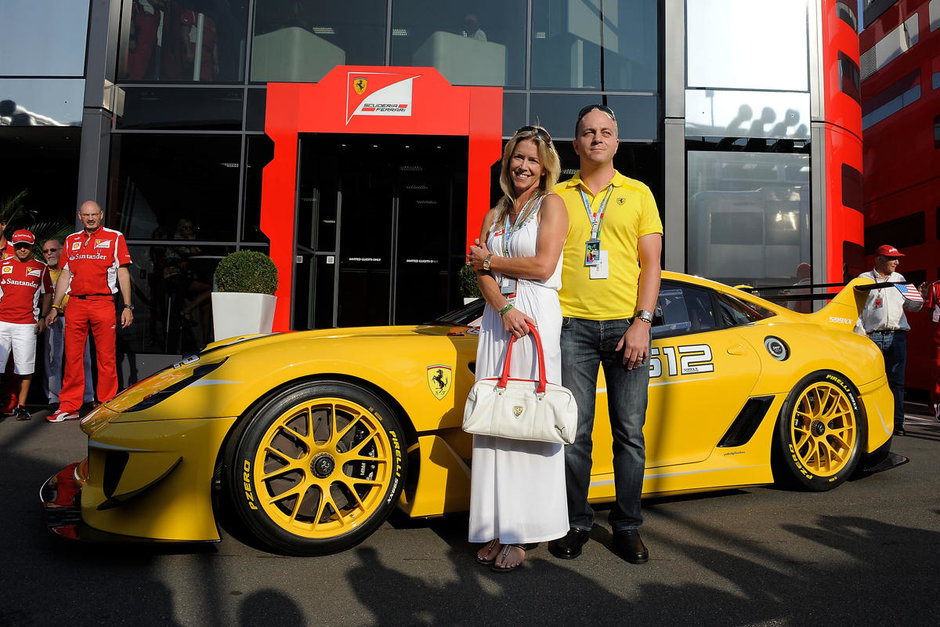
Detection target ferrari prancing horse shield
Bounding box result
[353,77,367,95]
[427,365,452,400]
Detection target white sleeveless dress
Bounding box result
[467,195,569,544]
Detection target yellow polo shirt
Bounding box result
[555,171,663,320]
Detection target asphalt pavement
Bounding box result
[2,406,938,626]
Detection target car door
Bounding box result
[590,280,763,480]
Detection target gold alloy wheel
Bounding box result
[788,381,858,477]
[250,396,395,539]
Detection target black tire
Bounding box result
[773,370,866,491]
[224,381,407,555]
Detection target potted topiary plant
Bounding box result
[211,250,279,340]
[459,262,482,304]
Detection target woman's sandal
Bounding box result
[491,543,537,573]
[475,539,502,565]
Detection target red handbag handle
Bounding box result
[497,322,547,393]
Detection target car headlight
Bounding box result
[124,358,228,413]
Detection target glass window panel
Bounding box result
[110,134,240,241]
[0,127,81,235]
[685,90,810,139]
[863,213,926,251]
[652,285,717,338]
[0,0,89,77]
[502,92,527,137]
[250,0,385,83]
[687,0,809,92]
[841,163,863,212]
[0,78,84,126]
[531,0,658,91]
[530,93,657,140]
[126,243,234,354]
[242,134,274,243]
[838,52,861,104]
[687,151,810,285]
[245,87,266,131]
[116,87,243,129]
[391,0,526,88]
[836,2,858,30]
[117,0,249,83]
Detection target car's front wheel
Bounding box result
[224,381,407,555]
[773,370,866,491]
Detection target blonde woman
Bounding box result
[466,126,568,572]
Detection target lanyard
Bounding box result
[501,194,538,257]
[579,186,614,240]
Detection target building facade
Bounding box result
[860,0,939,396]
[0,0,863,374]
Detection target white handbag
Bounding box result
[462,323,578,444]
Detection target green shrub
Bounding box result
[458,263,482,299]
[214,250,279,294]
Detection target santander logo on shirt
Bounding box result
[0,258,51,324]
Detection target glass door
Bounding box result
[295,134,468,329]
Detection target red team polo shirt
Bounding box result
[0,257,53,324]
[62,227,132,295]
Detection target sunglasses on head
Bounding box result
[515,125,552,144]
[576,104,616,121]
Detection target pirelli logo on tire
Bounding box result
[242,460,259,510]
[387,429,403,505]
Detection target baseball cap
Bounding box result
[11,229,35,246]
[875,244,904,257]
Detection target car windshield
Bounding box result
[426,298,485,327]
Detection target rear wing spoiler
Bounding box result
[737,277,894,332]
[805,277,874,331]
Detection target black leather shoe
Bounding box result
[613,529,649,564]
[548,528,590,560]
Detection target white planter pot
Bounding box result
[211,292,277,341]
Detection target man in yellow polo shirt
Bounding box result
[548,104,663,564]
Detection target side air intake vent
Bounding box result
[718,397,774,447]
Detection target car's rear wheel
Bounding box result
[773,370,866,491]
[225,381,407,555]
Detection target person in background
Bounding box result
[40,239,94,410]
[785,262,812,314]
[45,201,134,423]
[854,245,923,435]
[922,279,940,421]
[460,13,487,41]
[548,104,663,565]
[0,217,17,414]
[0,230,52,421]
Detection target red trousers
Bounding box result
[61,298,117,413]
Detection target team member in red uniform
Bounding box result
[0,230,53,421]
[0,217,18,414]
[45,201,134,423]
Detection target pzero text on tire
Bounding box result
[226,381,406,555]
[774,370,866,491]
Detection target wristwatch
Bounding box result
[482,253,492,271]
[124,304,135,311]
[635,309,654,324]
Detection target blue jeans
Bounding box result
[560,317,649,533]
[870,330,906,428]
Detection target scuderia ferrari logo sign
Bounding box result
[346,71,419,124]
[426,365,452,400]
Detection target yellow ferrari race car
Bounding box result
[41,272,895,555]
